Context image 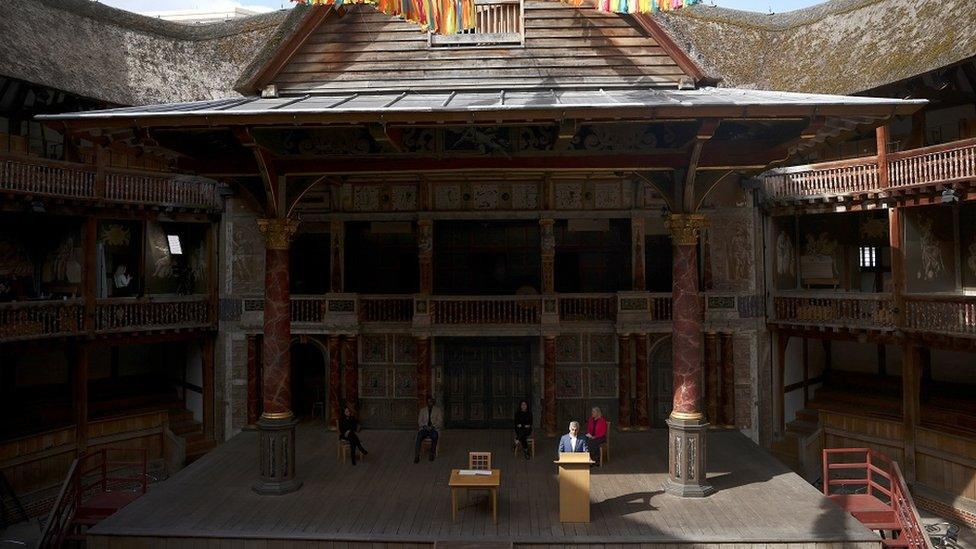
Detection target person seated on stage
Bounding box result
[339,405,368,466]
[514,399,532,459]
[557,421,588,454]
[414,396,443,463]
[585,406,608,465]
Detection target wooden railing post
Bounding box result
[876,125,891,189]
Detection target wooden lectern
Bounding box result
[555,452,594,523]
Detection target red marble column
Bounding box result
[720,332,735,426]
[254,217,301,495]
[617,334,632,429]
[634,334,650,429]
[416,336,431,408]
[704,332,720,424]
[343,335,359,410]
[328,335,342,427]
[544,336,557,436]
[246,334,260,425]
[663,213,712,497]
[257,218,299,419]
[667,214,706,419]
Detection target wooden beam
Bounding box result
[245,5,333,94]
[682,119,721,211]
[901,343,920,483]
[630,14,710,84]
[235,128,281,216]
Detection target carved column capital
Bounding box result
[257,218,300,250]
[664,214,708,246]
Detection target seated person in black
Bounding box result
[514,400,532,459]
[338,405,368,465]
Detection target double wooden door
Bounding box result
[444,339,531,428]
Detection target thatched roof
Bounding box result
[654,0,976,95]
[0,0,294,106]
[2,0,973,107]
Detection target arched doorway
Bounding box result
[290,339,328,420]
[649,337,673,428]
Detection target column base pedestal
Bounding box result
[663,415,713,498]
[253,414,302,496]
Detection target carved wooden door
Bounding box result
[445,339,531,428]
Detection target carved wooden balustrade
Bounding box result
[888,138,976,189]
[94,296,213,333]
[762,137,976,201]
[431,295,542,324]
[104,170,218,210]
[291,297,328,323]
[558,294,617,322]
[904,295,976,337]
[0,154,220,210]
[0,299,85,341]
[763,158,880,200]
[772,292,896,330]
[358,295,414,323]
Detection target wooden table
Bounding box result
[449,469,501,523]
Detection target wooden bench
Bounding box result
[336,420,365,464]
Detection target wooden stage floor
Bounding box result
[89,423,880,548]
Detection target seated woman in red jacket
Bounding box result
[585,406,608,465]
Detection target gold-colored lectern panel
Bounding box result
[555,452,594,523]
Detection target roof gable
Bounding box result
[241,1,705,95]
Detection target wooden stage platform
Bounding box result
[88,424,881,548]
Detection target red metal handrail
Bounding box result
[822,448,932,549]
[38,447,148,548]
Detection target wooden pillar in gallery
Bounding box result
[633,334,650,429]
[617,335,632,429]
[343,335,359,411]
[704,331,719,424]
[72,342,90,456]
[632,217,646,291]
[416,336,431,408]
[253,217,301,495]
[544,336,557,436]
[246,335,261,426]
[330,219,344,293]
[663,213,712,497]
[202,334,215,442]
[719,332,735,427]
[540,219,555,294]
[901,343,920,483]
[417,219,433,295]
[327,335,342,428]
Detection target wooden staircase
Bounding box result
[771,408,821,479]
[168,409,216,464]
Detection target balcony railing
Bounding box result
[431,295,542,324]
[430,0,522,47]
[772,291,976,338]
[558,294,617,322]
[0,154,220,210]
[762,137,976,201]
[771,292,896,329]
[94,296,213,333]
[904,295,976,337]
[0,299,85,341]
[0,296,214,342]
[358,295,414,323]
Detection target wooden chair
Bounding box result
[468,451,491,470]
[599,421,611,466]
[336,419,365,464]
[466,452,492,503]
[420,431,440,457]
[514,436,535,459]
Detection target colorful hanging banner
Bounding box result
[294,0,698,34]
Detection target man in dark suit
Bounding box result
[557,421,589,454]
